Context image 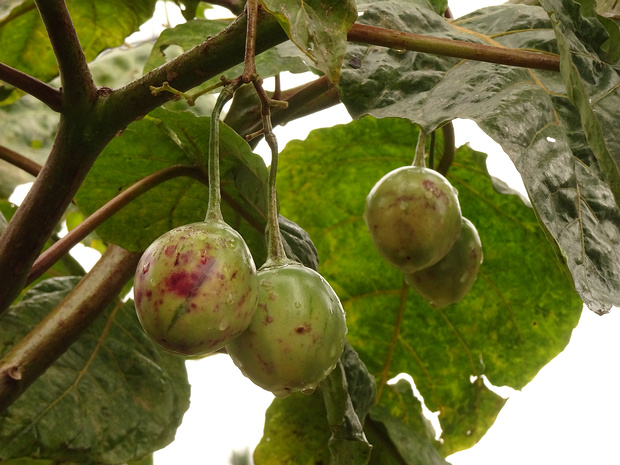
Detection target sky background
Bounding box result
[65,1,620,464]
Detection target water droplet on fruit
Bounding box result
[301,386,316,395]
[272,388,290,399]
[294,301,302,309]
[219,320,229,331]
[226,294,235,304]
[460,272,470,283]
[142,263,150,274]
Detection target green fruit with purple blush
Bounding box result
[134,220,259,356]
[405,217,483,308]
[364,166,462,273]
[225,263,347,398]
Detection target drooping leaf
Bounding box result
[275,117,583,454]
[337,0,620,314]
[74,107,318,269]
[0,278,190,464]
[540,0,620,198]
[0,0,157,102]
[259,0,358,83]
[365,380,448,465]
[321,361,372,465]
[255,343,376,465]
[254,392,331,465]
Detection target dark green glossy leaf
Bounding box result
[259,0,357,82]
[0,0,157,102]
[143,18,309,88]
[0,278,190,464]
[74,107,318,269]
[275,117,582,454]
[337,0,620,314]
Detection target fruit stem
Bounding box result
[205,81,239,222]
[413,130,427,168]
[252,81,291,268]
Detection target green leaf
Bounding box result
[540,0,620,198]
[366,380,448,465]
[259,0,358,82]
[0,0,157,101]
[0,278,190,464]
[337,1,620,314]
[254,392,331,465]
[321,361,372,465]
[74,107,318,269]
[142,19,310,86]
[275,117,583,454]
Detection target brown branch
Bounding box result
[0,244,141,413]
[347,23,561,72]
[0,63,62,112]
[33,0,97,107]
[0,145,43,177]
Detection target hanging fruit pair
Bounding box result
[364,129,483,308]
[133,80,347,398]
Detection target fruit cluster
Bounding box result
[364,165,483,307]
[133,223,347,398]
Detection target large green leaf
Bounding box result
[275,117,582,454]
[0,0,157,101]
[540,0,620,205]
[74,107,318,269]
[259,0,357,82]
[0,278,190,464]
[337,0,620,314]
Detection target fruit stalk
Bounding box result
[206,83,238,222]
[253,82,290,268]
[413,130,427,168]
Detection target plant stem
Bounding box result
[242,0,259,82]
[28,165,205,284]
[254,83,290,268]
[0,145,42,177]
[206,83,239,222]
[413,131,427,168]
[0,63,62,112]
[0,244,141,413]
[437,122,455,176]
[347,23,561,72]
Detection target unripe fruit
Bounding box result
[134,221,259,356]
[226,263,347,398]
[364,166,462,273]
[405,218,483,308]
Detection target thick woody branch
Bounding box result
[0,244,141,413]
[33,0,97,107]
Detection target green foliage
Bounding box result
[259,0,358,82]
[338,0,620,314]
[0,0,157,102]
[0,278,190,464]
[0,0,618,464]
[275,116,583,452]
[74,107,318,268]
